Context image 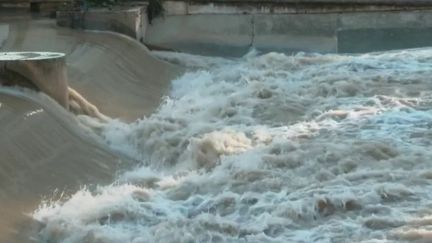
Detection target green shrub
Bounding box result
[147,0,164,24]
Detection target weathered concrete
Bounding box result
[57,6,147,41]
[0,0,70,14]
[339,10,432,30]
[0,24,8,48]
[145,8,432,55]
[162,0,432,15]
[337,10,432,52]
[145,14,253,56]
[145,13,338,55]
[253,14,338,53]
[52,1,432,56]
[139,0,432,55]
[145,13,339,55]
[338,27,432,53]
[0,52,69,108]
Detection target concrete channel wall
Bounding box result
[145,1,432,56]
[55,1,432,56]
[57,6,147,41]
[0,0,69,14]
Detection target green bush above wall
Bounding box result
[147,0,164,24]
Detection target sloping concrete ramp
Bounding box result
[0,89,130,242]
[0,19,181,242]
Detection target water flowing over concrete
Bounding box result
[0,17,182,242]
[1,19,182,121]
[32,48,432,243]
[0,89,129,242]
[3,5,432,243]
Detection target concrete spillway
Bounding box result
[1,19,182,121]
[0,90,129,242]
[3,4,432,242]
[0,18,182,242]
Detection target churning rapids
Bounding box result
[31,49,432,243]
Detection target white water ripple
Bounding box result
[34,49,432,243]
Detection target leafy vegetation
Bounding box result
[147,0,164,24]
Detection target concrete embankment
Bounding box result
[0,17,182,242]
[56,6,147,42]
[54,0,432,56]
[145,1,432,56]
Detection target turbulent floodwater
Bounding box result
[33,49,432,243]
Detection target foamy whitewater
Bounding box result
[34,49,432,243]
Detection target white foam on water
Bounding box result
[34,49,432,242]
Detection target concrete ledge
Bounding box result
[145,15,253,56]
[0,0,70,14]
[162,0,432,15]
[56,6,146,41]
[52,1,432,56]
[146,9,432,56]
[0,52,69,108]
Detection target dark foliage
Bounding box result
[147,0,164,24]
